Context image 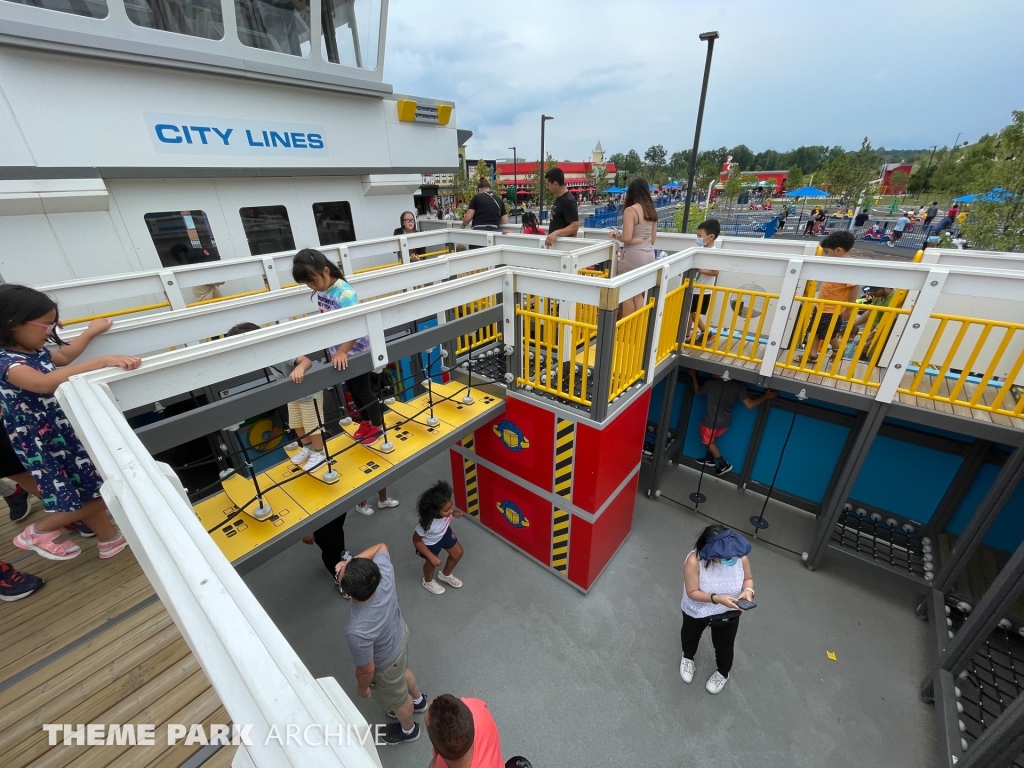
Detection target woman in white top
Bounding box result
[609,177,658,315]
[680,525,755,694]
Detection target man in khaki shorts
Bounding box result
[338,542,426,745]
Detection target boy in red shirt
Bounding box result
[426,695,503,768]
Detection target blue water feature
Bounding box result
[849,435,963,525]
[750,410,849,504]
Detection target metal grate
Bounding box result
[830,505,929,577]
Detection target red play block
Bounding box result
[475,465,553,565]
[572,389,651,513]
[475,395,555,492]
[568,472,638,590]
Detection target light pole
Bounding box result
[539,114,553,222]
[681,31,719,234]
[509,146,517,217]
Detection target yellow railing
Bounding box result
[777,296,910,386]
[578,267,609,278]
[898,315,1024,418]
[681,283,777,364]
[609,299,654,400]
[517,301,595,406]
[657,283,686,364]
[353,259,402,274]
[454,297,501,355]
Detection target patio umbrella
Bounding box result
[783,186,830,229]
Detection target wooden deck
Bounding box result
[0,496,235,768]
[684,345,1024,432]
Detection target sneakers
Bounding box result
[65,521,95,538]
[386,694,427,720]
[356,502,374,516]
[680,656,695,683]
[436,571,462,588]
[353,422,382,446]
[379,722,420,745]
[13,524,81,561]
[98,532,129,559]
[290,445,313,465]
[705,671,729,694]
[698,455,717,467]
[377,497,400,509]
[6,486,29,522]
[422,579,445,595]
[714,461,733,476]
[302,451,326,472]
[0,561,44,601]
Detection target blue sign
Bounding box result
[493,420,530,452]
[496,500,530,529]
[145,113,329,157]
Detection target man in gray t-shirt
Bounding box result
[689,372,777,477]
[338,543,426,745]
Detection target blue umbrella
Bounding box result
[954,187,1013,203]
[664,182,681,189]
[784,186,829,198]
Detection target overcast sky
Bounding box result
[384,0,1024,163]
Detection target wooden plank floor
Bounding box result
[0,496,236,768]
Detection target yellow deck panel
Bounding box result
[194,380,504,563]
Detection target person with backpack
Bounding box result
[462,179,508,232]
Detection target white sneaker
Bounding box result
[302,451,326,472]
[377,497,400,509]
[436,572,462,588]
[356,502,374,516]
[422,579,445,595]
[705,671,729,694]
[680,656,695,683]
[291,446,313,465]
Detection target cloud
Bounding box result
[384,0,1024,161]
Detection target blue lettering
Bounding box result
[246,129,264,147]
[269,131,291,148]
[155,124,182,144]
[182,126,193,144]
[307,133,324,149]
[190,126,212,144]
[290,132,306,148]
[212,127,232,145]
[262,131,270,147]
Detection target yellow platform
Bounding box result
[194,380,503,564]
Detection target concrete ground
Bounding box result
[244,453,938,768]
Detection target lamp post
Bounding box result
[539,114,553,222]
[509,145,517,217]
[680,31,719,234]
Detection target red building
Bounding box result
[718,156,789,192]
[496,142,617,199]
[879,163,913,195]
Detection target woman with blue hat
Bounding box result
[679,525,755,694]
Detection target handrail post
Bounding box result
[644,267,669,383]
[338,245,354,277]
[874,269,948,403]
[399,236,411,265]
[158,270,187,311]
[757,259,803,377]
[260,257,282,291]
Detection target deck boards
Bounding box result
[0,498,233,768]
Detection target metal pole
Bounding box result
[539,115,553,224]
[681,31,719,235]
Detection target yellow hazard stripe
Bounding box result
[551,507,570,572]
[554,419,574,501]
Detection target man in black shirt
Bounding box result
[462,179,508,231]
[544,167,579,246]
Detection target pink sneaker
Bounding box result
[353,422,382,446]
[98,532,129,559]
[13,524,82,561]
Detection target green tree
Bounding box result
[906,165,936,195]
[588,162,609,194]
[820,138,880,204]
[787,166,805,190]
[959,111,1024,252]
[668,150,690,179]
[887,169,910,196]
[527,153,558,203]
[644,144,667,176]
[727,144,755,171]
[723,166,744,205]
[693,161,720,198]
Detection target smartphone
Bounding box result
[735,598,757,611]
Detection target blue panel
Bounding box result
[946,463,1024,554]
[647,372,687,430]
[681,391,760,475]
[750,410,849,504]
[884,417,973,445]
[850,435,962,524]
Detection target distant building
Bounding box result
[496,142,617,200]
[718,156,789,193]
[879,163,913,195]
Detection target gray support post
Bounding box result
[737,396,773,492]
[806,401,888,569]
[589,295,618,422]
[932,669,966,767]
[922,533,1024,700]
[925,439,993,540]
[647,367,679,498]
[957,686,1024,768]
[934,443,1024,594]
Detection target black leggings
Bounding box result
[681,611,741,676]
[346,373,383,427]
[313,512,347,574]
